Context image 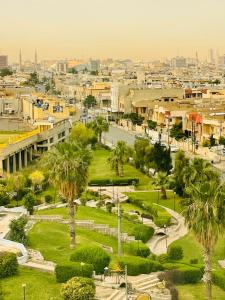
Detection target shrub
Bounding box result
[8,216,28,245]
[23,192,36,214]
[162,264,203,284]
[157,254,169,264]
[212,270,225,291]
[88,178,139,186]
[0,188,10,206]
[112,256,164,276]
[61,277,95,300]
[70,246,110,275]
[0,252,18,278]
[105,202,115,213]
[168,246,183,261]
[131,224,154,243]
[190,258,198,264]
[45,194,53,204]
[126,242,150,258]
[55,263,93,283]
[154,216,171,228]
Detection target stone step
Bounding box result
[23,261,55,273]
[106,289,121,300]
[130,275,157,285]
[133,278,160,290]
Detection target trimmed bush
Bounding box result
[88,178,139,186]
[0,252,18,278]
[126,242,150,258]
[212,270,225,291]
[70,246,110,275]
[168,246,183,261]
[61,277,95,300]
[112,256,164,276]
[45,194,53,203]
[163,264,203,284]
[131,224,154,243]
[190,258,198,264]
[55,263,93,283]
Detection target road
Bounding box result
[104,125,136,146]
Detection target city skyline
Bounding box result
[1,0,225,61]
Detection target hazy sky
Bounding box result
[1,0,225,62]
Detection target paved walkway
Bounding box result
[148,205,188,255]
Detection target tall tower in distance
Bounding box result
[19,49,22,71]
[34,48,38,71]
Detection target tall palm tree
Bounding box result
[108,141,132,177]
[41,142,91,248]
[154,172,169,199]
[88,116,109,143]
[183,181,225,300]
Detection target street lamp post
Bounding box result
[173,192,176,211]
[164,225,168,250]
[22,284,26,300]
[80,262,85,277]
[117,188,122,256]
[125,265,128,300]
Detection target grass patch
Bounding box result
[176,283,225,300]
[1,267,62,300]
[89,149,151,189]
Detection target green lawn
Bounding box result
[125,191,182,212]
[1,267,62,300]
[89,149,151,189]
[177,283,225,300]
[28,221,141,265]
[36,206,146,237]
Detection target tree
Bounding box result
[219,136,225,146]
[145,143,172,174]
[153,172,169,199]
[83,95,97,108]
[88,116,109,143]
[172,150,190,196]
[0,68,13,77]
[70,123,97,147]
[29,171,45,191]
[0,185,10,206]
[6,175,26,205]
[24,72,39,86]
[170,122,185,140]
[124,113,144,126]
[108,141,132,177]
[23,192,36,215]
[147,120,157,130]
[8,216,28,245]
[41,142,91,248]
[133,138,150,171]
[61,277,95,300]
[183,181,225,300]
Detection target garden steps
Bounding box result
[22,260,55,273]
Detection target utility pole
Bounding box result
[117,187,122,256]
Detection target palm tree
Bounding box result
[173,150,190,196]
[108,141,132,177]
[41,142,91,248]
[88,116,109,143]
[183,181,225,300]
[154,172,169,199]
[183,158,219,187]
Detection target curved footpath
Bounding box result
[147,205,188,255]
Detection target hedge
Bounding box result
[55,263,93,283]
[0,252,18,278]
[111,256,164,276]
[70,246,110,275]
[163,263,203,284]
[168,246,183,261]
[125,242,150,258]
[212,270,225,291]
[88,178,139,186]
[131,224,154,243]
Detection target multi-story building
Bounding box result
[0,55,8,70]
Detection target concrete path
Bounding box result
[148,205,188,255]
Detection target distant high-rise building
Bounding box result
[57,61,68,73]
[0,55,8,69]
[19,49,22,71]
[171,56,186,68]
[209,49,215,64]
[88,59,100,72]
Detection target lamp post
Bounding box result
[117,187,122,256]
[80,262,85,277]
[125,265,128,300]
[22,283,26,300]
[164,225,168,250]
[173,191,176,211]
[157,189,160,205]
